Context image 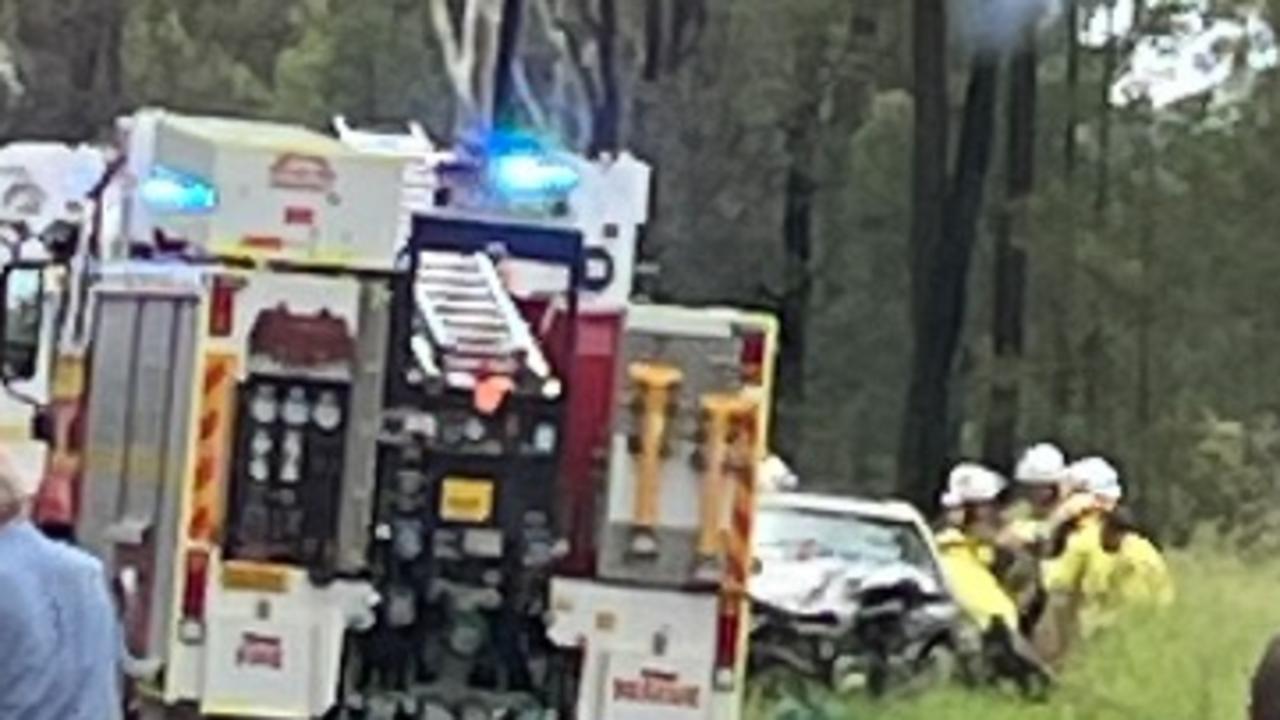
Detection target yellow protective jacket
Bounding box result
[1110,533,1175,609]
[1041,512,1118,635]
[936,528,1020,632]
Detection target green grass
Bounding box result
[747,546,1280,720]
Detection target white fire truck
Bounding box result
[0,108,777,720]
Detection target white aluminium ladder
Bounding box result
[413,250,550,385]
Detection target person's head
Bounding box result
[1014,442,1067,517]
[1068,456,1123,513]
[0,449,29,525]
[946,462,1007,542]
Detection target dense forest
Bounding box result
[4,0,1280,548]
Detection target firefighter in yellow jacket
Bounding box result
[935,463,1019,632]
[1035,457,1113,661]
[1100,507,1175,610]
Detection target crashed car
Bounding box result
[747,493,962,696]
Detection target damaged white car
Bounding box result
[747,493,961,696]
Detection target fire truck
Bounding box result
[0,108,777,720]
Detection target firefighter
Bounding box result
[996,443,1072,638]
[936,463,1052,694]
[0,449,122,720]
[935,463,1019,631]
[1039,456,1123,660]
[1099,507,1175,611]
[1081,462,1175,614]
[1003,442,1069,549]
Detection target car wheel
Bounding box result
[916,641,958,689]
[866,655,891,698]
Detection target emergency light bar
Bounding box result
[490,153,579,196]
[140,165,217,215]
[479,131,580,198]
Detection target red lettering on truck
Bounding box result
[612,670,701,708]
[235,632,283,670]
[270,154,335,194]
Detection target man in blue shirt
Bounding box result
[0,450,121,720]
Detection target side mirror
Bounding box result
[0,261,46,381]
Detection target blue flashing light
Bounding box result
[480,130,580,198]
[140,166,218,215]
[490,153,580,196]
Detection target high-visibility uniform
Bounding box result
[936,528,1020,632]
[1001,500,1043,546]
[1110,533,1174,609]
[1041,512,1118,636]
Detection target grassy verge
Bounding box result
[746,546,1280,720]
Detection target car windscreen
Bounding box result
[754,506,937,576]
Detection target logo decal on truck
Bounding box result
[235,632,284,670]
[612,669,701,709]
[270,154,336,194]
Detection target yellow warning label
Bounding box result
[440,477,495,523]
[222,561,290,594]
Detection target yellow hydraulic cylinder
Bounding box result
[722,398,761,594]
[696,393,753,559]
[628,361,683,528]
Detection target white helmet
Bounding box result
[1015,442,1067,486]
[1069,456,1123,503]
[759,455,798,493]
[945,462,1006,505]
[939,489,962,509]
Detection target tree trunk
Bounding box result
[492,0,525,130]
[779,133,817,408]
[1064,1,1080,180]
[1135,119,1156,522]
[642,0,664,81]
[898,0,950,507]
[1094,0,1118,222]
[1082,0,1119,448]
[984,38,1037,473]
[901,1,998,507]
[1051,2,1081,433]
[590,0,621,153]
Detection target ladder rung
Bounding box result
[423,289,495,302]
[419,265,484,277]
[444,320,507,332]
[435,303,503,315]
[445,324,509,335]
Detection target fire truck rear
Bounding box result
[0,109,776,720]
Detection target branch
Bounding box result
[530,0,596,150]
[430,0,479,123]
[667,0,708,74]
[472,0,504,125]
[572,0,603,36]
[512,59,550,131]
[554,18,602,114]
